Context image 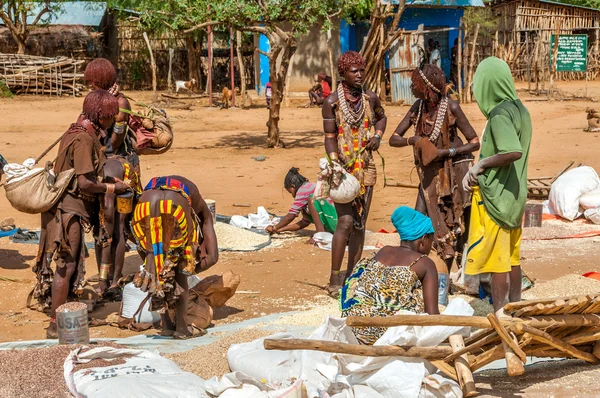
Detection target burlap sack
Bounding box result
[192,271,241,308]
[4,165,75,214]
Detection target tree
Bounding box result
[0,0,62,54]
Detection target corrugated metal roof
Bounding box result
[1,2,107,27]
[384,0,485,6]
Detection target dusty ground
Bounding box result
[1,81,600,395]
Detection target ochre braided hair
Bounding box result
[411,64,446,104]
[337,51,366,76]
[84,58,117,90]
[82,90,119,125]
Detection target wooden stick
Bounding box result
[384,182,419,189]
[143,32,158,103]
[263,339,452,359]
[347,313,600,329]
[464,328,495,346]
[504,293,598,312]
[430,360,459,382]
[445,332,499,363]
[516,324,599,363]
[594,341,600,359]
[564,329,600,345]
[470,345,505,371]
[448,335,477,397]
[487,314,526,375]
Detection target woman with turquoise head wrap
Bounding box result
[341,206,440,345]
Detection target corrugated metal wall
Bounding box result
[389,28,424,104]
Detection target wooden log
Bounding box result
[487,314,526,376]
[384,182,419,189]
[470,345,505,371]
[594,341,600,359]
[464,328,495,346]
[448,335,477,397]
[504,294,598,312]
[430,360,459,382]
[564,329,600,345]
[263,339,452,359]
[516,324,599,363]
[347,314,600,329]
[445,332,499,363]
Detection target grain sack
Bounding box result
[127,106,174,156]
[192,271,240,308]
[580,187,600,210]
[4,164,75,214]
[549,166,600,220]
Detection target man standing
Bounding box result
[462,57,532,316]
[429,41,441,69]
[322,51,387,296]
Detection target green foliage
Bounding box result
[0,80,13,98]
[464,6,498,39]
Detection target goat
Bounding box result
[587,108,600,132]
[175,78,197,95]
[220,87,241,109]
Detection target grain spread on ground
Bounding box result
[215,222,271,251]
[0,342,123,398]
[522,274,600,300]
[167,328,273,379]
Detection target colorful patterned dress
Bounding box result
[340,257,425,345]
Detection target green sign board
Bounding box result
[550,34,588,72]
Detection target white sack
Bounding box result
[64,347,208,398]
[121,282,160,324]
[584,208,600,225]
[549,166,600,220]
[3,158,40,184]
[580,187,600,210]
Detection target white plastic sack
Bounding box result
[549,166,600,221]
[64,346,208,398]
[584,207,600,225]
[230,207,274,230]
[580,187,600,210]
[121,282,161,324]
[3,158,41,184]
[330,167,361,204]
[230,215,252,229]
[313,232,334,250]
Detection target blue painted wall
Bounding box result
[257,34,271,95]
[340,8,464,77]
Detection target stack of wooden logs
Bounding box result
[264,293,600,396]
[0,53,85,96]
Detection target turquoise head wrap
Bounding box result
[391,206,434,242]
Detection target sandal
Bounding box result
[173,326,206,340]
[326,284,342,299]
[103,286,123,302]
[160,329,176,337]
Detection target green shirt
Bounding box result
[478,100,532,230]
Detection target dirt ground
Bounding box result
[1,81,600,395]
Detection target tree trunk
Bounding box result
[326,28,336,89]
[143,32,157,103]
[186,35,202,92]
[236,30,248,109]
[16,39,26,55]
[266,38,297,148]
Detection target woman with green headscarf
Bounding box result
[462,57,532,316]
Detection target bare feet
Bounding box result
[46,320,58,339]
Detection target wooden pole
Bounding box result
[345,313,600,329]
[142,32,157,103]
[448,335,477,397]
[487,314,525,376]
[235,30,248,109]
[516,323,599,363]
[207,20,213,106]
[549,23,561,99]
[230,27,236,108]
[263,338,453,359]
[467,24,480,104]
[168,48,174,93]
[458,19,463,101]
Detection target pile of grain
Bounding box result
[364,231,400,247]
[0,342,122,398]
[448,294,493,317]
[272,298,340,327]
[215,222,271,251]
[167,328,273,379]
[523,219,600,241]
[522,274,600,300]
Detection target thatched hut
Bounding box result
[489,0,600,81]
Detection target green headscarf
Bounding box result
[472,57,518,118]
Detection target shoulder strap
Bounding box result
[409,254,428,268]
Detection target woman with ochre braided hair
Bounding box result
[322,51,387,296]
[390,64,480,274]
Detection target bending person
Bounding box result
[341,206,440,345]
[131,175,218,338]
[266,167,338,243]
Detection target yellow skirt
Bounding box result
[465,188,522,275]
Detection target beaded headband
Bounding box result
[418,69,442,94]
